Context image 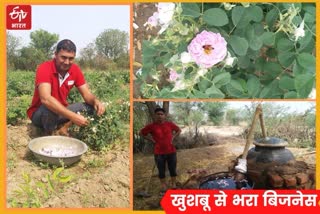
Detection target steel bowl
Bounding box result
[28,136,88,166]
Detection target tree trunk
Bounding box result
[163,101,169,114]
[144,101,170,122]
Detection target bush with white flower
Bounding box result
[68,70,130,150]
[135,2,315,98]
[75,100,129,151]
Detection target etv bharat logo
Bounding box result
[7,5,32,30]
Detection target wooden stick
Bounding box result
[242,104,262,159]
[259,109,267,138]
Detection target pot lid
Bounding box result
[253,137,288,147]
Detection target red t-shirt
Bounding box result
[27,59,86,119]
[140,121,180,155]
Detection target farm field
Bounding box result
[6,70,130,208]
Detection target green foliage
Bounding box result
[7,71,35,97]
[225,109,240,125]
[95,29,129,59]
[68,70,130,151]
[74,100,129,151]
[240,102,315,148]
[136,3,315,98]
[203,102,227,125]
[15,47,47,71]
[7,69,129,151]
[7,29,128,71]
[9,167,72,208]
[6,32,21,70]
[7,95,33,125]
[30,29,59,58]
[6,71,35,125]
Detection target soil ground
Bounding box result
[133,125,315,210]
[6,121,130,208]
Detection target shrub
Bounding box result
[135,3,315,98]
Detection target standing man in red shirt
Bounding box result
[27,39,105,135]
[140,107,181,195]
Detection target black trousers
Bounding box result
[154,153,177,179]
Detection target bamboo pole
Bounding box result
[259,108,267,138]
[241,104,263,159]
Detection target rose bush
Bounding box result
[135,2,315,98]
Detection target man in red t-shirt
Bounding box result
[27,39,105,135]
[140,107,181,195]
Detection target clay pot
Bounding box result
[247,137,295,164]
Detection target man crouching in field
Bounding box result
[27,39,105,136]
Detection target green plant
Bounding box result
[87,157,105,168]
[7,154,17,172]
[7,95,33,125]
[135,3,315,98]
[9,167,72,208]
[74,103,129,150]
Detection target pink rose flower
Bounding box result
[147,12,159,27]
[169,69,179,81]
[187,30,227,68]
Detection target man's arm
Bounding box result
[172,128,181,140]
[139,130,156,144]
[172,127,181,142]
[38,83,88,126]
[170,122,181,142]
[77,84,105,116]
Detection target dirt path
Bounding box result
[6,122,130,208]
[133,125,315,210]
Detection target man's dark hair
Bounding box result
[56,39,76,53]
[155,107,166,114]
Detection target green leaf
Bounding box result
[304,12,315,23]
[293,61,305,76]
[296,53,315,70]
[282,3,302,11]
[237,56,250,68]
[278,52,296,67]
[198,78,212,92]
[260,32,275,46]
[284,91,297,98]
[303,5,316,15]
[58,175,72,183]
[191,90,209,98]
[248,5,263,22]
[247,76,261,97]
[277,38,294,51]
[263,62,282,79]
[298,31,313,52]
[203,8,228,26]
[52,167,64,180]
[232,6,244,26]
[205,85,225,98]
[253,23,265,36]
[47,174,54,192]
[142,40,157,56]
[231,6,251,29]
[228,35,248,56]
[295,74,314,98]
[259,80,279,98]
[181,3,201,18]
[212,72,231,88]
[226,80,246,98]
[249,36,263,51]
[279,76,295,90]
[265,8,279,30]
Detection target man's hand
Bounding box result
[94,100,105,116]
[71,113,89,126]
